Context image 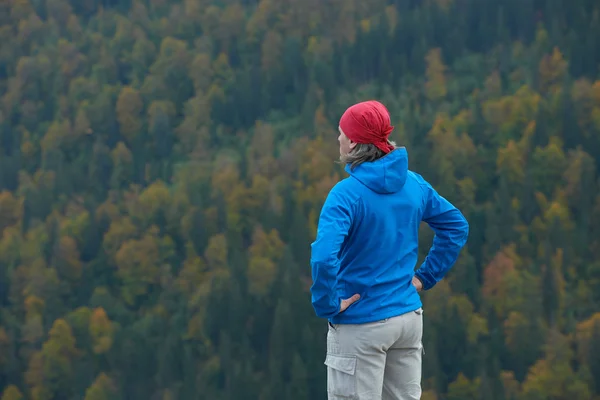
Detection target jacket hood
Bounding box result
[344,147,408,194]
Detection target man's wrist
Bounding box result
[414,270,431,291]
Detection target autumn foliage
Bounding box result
[1,0,600,399]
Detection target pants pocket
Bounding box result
[324,353,357,399]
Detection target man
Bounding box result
[310,100,469,400]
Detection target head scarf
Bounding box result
[339,100,395,154]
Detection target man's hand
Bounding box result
[340,294,360,313]
[412,276,423,292]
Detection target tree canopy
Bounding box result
[1,0,600,399]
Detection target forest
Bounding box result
[1,0,600,399]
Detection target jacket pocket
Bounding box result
[324,353,357,398]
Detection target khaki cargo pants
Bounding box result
[325,308,424,400]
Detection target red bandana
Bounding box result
[339,100,395,154]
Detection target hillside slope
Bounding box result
[1,0,600,399]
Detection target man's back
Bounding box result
[310,147,469,324]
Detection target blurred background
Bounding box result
[1,0,600,399]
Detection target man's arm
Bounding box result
[309,186,355,318]
[414,180,469,291]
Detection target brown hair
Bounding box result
[339,140,398,170]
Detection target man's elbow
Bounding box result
[311,295,339,319]
[453,213,469,248]
[313,305,333,319]
[460,214,469,240]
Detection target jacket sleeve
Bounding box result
[310,185,354,319]
[414,180,469,291]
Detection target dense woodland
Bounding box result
[1,0,600,399]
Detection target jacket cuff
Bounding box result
[414,270,435,291]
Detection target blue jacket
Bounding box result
[310,147,469,324]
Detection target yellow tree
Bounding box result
[247,227,285,297]
[482,85,541,145]
[179,252,211,343]
[496,140,525,187]
[21,295,45,352]
[89,308,115,355]
[83,373,119,400]
[210,157,244,229]
[102,217,138,261]
[245,0,279,42]
[57,204,89,249]
[0,386,23,400]
[420,390,438,400]
[296,137,339,209]
[503,309,547,381]
[574,313,600,367]
[40,119,72,170]
[530,137,568,197]
[425,48,447,102]
[148,37,191,105]
[115,87,143,145]
[175,247,208,298]
[538,47,568,94]
[521,330,591,399]
[0,225,23,272]
[426,111,476,193]
[55,39,86,88]
[446,373,480,400]
[114,228,164,306]
[128,180,172,229]
[175,94,212,156]
[26,319,80,400]
[188,53,213,94]
[243,174,271,214]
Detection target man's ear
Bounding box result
[349,140,357,149]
